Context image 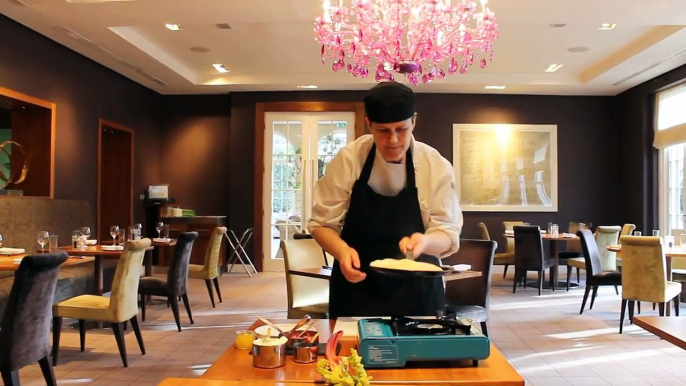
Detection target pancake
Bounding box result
[370,258,443,272]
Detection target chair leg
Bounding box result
[480,321,489,337]
[659,302,665,317]
[566,266,572,291]
[675,296,681,317]
[38,356,57,386]
[111,322,128,367]
[1,371,19,386]
[580,285,591,315]
[628,300,635,323]
[78,319,86,352]
[503,264,509,278]
[576,267,580,284]
[589,286,598,310]
[170,296,182,332]
[205,279,216,308]
[512,270,519,294]
[213,277,223,303]
[181,294,194,325]
[619,299,628,334]
[52,316,62,365]
[614,286,619,295]
[537,270,543,296]
[130,316,146,355]
[637,301,641,314]
[140,293,147,322]
[653,303,656,310]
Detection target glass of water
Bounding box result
[634,231,642,236]
[653,230,660,237]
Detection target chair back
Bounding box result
[513,225,546,270]
[503,221,524,253]
[577,229,603,277]
[565,222,584,253]
[620,236,667,303]
[0,252,67,370]
[444,239,496,310]
[478,223,490,241]
[202,227,227,279]
[595,226,621,271]
[108,239,151,322]
[280,239,329,311]
[620,224,636,237]
[168,232,199,294]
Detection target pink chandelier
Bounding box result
[314,0,499,85]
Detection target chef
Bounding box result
[308,81,463,318]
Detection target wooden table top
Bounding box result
[504,233,578,240]
[0,254,95,271]
[202,319,524,386]
[607,245,686,257]
[289,268,482,282]
[160,380,297,386]
[59,244,154,256]
[633,316,686,350]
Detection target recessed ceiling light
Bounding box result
[567,46,590,53]
[549,23,567,28]
[212,63,230,73]
[484,86,506,90]
[297,85,318,89]
[599,23,617,30]
[190,47,210,53]
[545,64,563,73]
[215,23,232,30]
[165,24,181,31]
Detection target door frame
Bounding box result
[97,118,134,242]
[254,102,365,272]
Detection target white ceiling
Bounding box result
[2,0,686,95]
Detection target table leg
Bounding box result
[550,240,559,289]
[667,256,673,316]
[144,250,152,305]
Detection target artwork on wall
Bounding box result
[452,124,558,212]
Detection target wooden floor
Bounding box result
[10,269,686,386]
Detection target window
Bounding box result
[657,83,686,235]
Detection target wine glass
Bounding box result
[156,222,164,238]
[134,223,142,239]
[37,231,49,253]
[110,225,119,246]
[81,227,91,240]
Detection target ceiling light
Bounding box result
[212,64,230,73]
[545,64,563,73]
[165,24,181,31]
[549,23,567,28]
[215,23,232,30]
[297,85,318,89]
[190,47,210,53]
[484,86,506,90]
[599,23,617,30]
[567,46,590,53]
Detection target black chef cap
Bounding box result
[364,81,415,124]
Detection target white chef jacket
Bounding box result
[307,134,463,258]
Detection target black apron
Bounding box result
[329,144,445,318]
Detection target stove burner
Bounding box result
[390,316,472,336]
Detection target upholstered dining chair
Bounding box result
[53,239,149,367]
[139,232,198,332]
[188,227,227,308]
[620,224,636,237]
[280,239,329,319]
[0,252,67,386]
[618,236,682,333]
[444,239,496,336]
[576,229,622,314]
[513,225,556,295]
[567,226,621,291]
[479,223,514,278]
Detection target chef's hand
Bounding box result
[399,233,427,257]
[338,246,366,283]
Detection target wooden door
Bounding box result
[98,119,134,244]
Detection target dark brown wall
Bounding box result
[615,63,686,234]
[160,95,231,217]
[230,91,619,254]
[0,15,163,227]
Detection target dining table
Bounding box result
[505,232,580,290]
[200,318,525,386]
[289,267,483,282]
[0,253,94,271]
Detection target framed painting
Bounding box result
[452,124,558,212]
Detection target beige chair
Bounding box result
[280,239,329,319]
[479,222,514,278]
[502,221,524,279]
[188,227,227,308]
[621,223,636,237]
[567,226,621,289]
[52,239,150,367]
[618,236,681,333]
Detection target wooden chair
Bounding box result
[0,252,67,385]
[188,227,227,308]
[53,240,149,367]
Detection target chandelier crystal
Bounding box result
[314,0,499,85]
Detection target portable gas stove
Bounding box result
[357,316,490,368]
